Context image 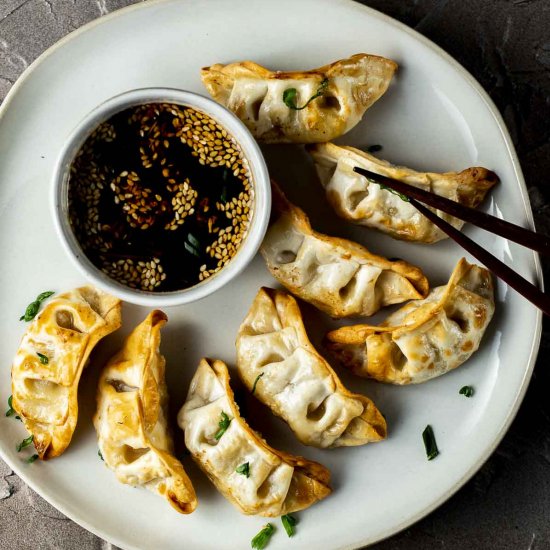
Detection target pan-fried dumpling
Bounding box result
[94,310,197,514]
[325,259,495,384]
[262,182,429,318]
[236,288,386,448]
[308,142,498,243]
[177,358,331,516]
[11,286,121,459]
[201,54,397,143]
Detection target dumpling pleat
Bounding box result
[177,358,331,516]
[94,310,197,514]
[201,53,397,143]
[325,258,495,384]
[236,287,387,448]
[308,142,498,243]
[11,286,121,459]
[261,181,429,318]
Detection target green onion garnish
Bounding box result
[20,291,55,322]
[367,144,383,153]
[281,514,297,537]
[369,178,410,202]
[220,185,228,204]
[214,411,231,440]
[184,241,200,257]
[5,395,15,417]
[283,78,329,111]
[459,386,474,397]
[187,232,200,249]
[17,435,34,453]
[422,425,439,460]
[251,523,275,549]
[251,372,264,395]
[236,462,250,478]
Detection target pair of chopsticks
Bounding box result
[353,167,550,316]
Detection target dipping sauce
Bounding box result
[68,103,254,291]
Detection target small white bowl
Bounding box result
[52,88,271,307]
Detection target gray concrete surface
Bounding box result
[1,1,549,549]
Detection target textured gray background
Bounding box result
[1,1,549,549]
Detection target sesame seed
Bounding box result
[68,102,253,292]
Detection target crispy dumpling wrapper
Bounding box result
[236,288,386,448]
[308,142,498,243]
[11,286,121,459]
[261,181,429,318]
[94,310,197,514]
[325,259,495,384]
[177,358,331,516]
[201,53,397,143]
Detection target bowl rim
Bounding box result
[51,87,271,307]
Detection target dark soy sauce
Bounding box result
[68,103,253,292]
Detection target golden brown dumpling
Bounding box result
[177,358,331,516]
[236,288,386,448]
[261,182,429,318]
[201,54,397,143]
[94,310,197,514]
[308,142,498,243]
[11,286,121,459]
[325,259,495,384]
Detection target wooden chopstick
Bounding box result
[410,199,550,315]
[352,167,549,316]
[353,167,550,256]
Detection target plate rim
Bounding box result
[0,0,543,548]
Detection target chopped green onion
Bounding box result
[184,241,200,257]
[236,462,250,478]
[36,352,49,365]
[459,385,474,397]
[220,185,228,204]
[98,450,104,461]
[187,233,200,249]
[251,523,275,549]
[369,178,410,202]
[214,411,232,440]
[36,291,55,301]
[5,395,15,417]
[422,425,439,460]
[20,291,55,322]
[26,454,39,464]
[367,144,383,153]
[251,372,264,395]
[281,514,297,537]
[17,435,34,453]
[283,78,329,110]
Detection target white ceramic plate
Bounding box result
[0,1,542,549]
